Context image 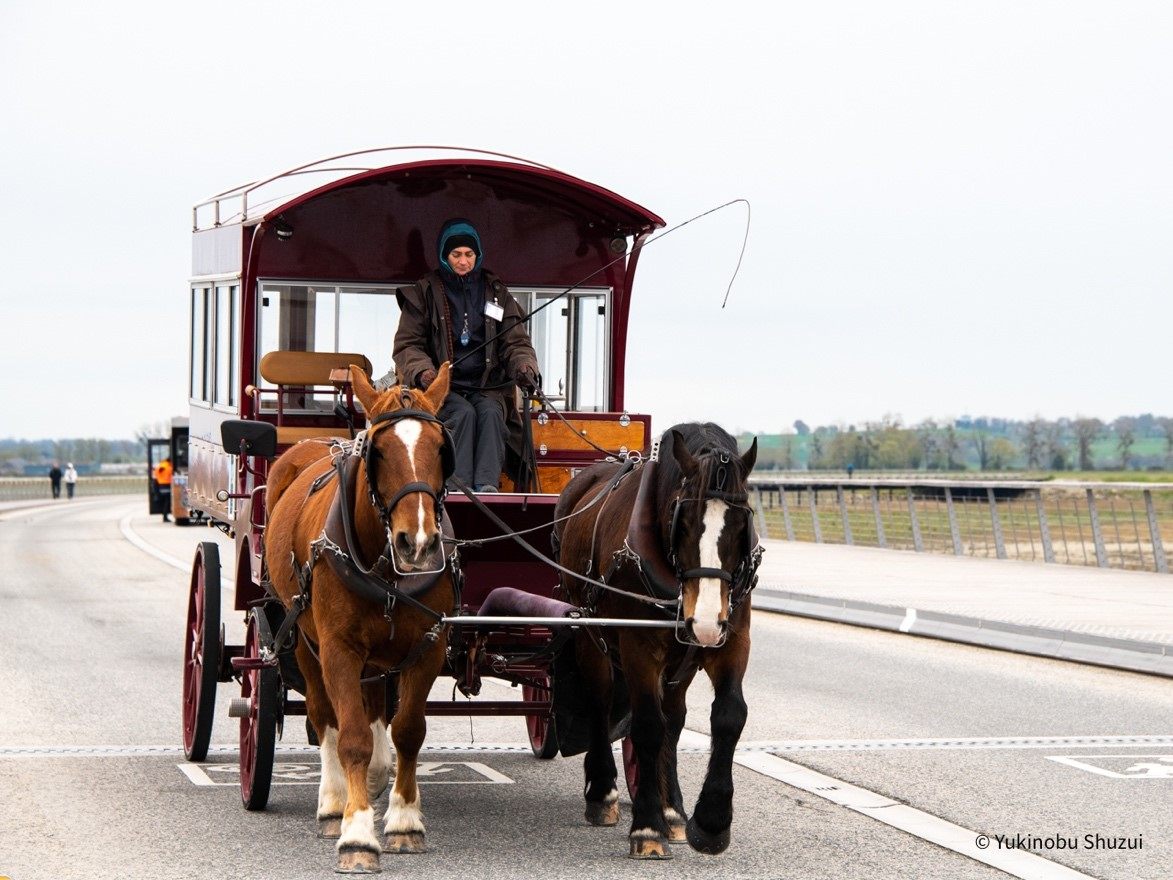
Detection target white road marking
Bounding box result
[679,730,1098,880]
[175,760,514,786]
[899,607,917,633]
[118,511,189,570]
[1047,754,1173,778]
[4,734,1171,759]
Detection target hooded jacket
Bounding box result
[393,269,537,404]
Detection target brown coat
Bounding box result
[393,270,539,453]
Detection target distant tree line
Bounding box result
[0,437,146,475]
[746,414,1173,472]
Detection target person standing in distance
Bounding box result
[63,462,78,499]
[48,462,63,499]
[393,219,540,492]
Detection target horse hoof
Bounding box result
[585,800,619,826]
[686,816,731,855]
[383,831,427,854]
[629,835,673,860]
[319,816,343,839]
[666,821,688,844]
[335,846,381,873]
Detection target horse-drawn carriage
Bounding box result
[180,147,760,871]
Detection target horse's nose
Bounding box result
[393,529,443,570]
[685,616,728,648]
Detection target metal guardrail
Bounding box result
[0,476,145,501]
[748,476,1172,574]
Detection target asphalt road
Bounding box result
[1,497,1170,880]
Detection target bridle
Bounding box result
[361,396,455,541]
[668,449,757,591]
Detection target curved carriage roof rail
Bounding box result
[192,146,567,232]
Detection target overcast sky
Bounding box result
[1,1,1169,439]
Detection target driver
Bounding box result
[393,218,540,493]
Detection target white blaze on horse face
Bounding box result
[392,419,429,551]
[692,500,729,647]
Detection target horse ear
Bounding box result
[668,429,699,478]
[420,362,451,414]
[740,436,758,474]
[350,364,380,415]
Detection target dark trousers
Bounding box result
[66,483,75,499]
[440,391,505,489]
[50,481,61,499]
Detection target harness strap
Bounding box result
[321,459,450,620]
[621,459,682,600]
[449,477,678,610]
[680,566,734,583]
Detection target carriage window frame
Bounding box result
[210,283,240,412]
[255,279,402,413]
[189,285,213,404]
[510,287,612,412]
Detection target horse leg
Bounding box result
[621,634,672,860]
[363,679,392,801]
[577,634,619,827]
[383,639,444,854]
[297,638,345,840]
[686,621,750,856]
[320,644,382,873]
[661,665,698,844]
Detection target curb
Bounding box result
[752,589,1173,678]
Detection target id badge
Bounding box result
[484,301,505,321]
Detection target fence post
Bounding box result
[871,487,886,548]
[753,488,769,540]
[1035,490,1055,563]
[1144,490,1168,573]
[944,486,963,555]
[808,488,822,543]
[987,487,1007,559]
[837,485,853,545]
[907,489,923,552]
[779,488,795,541]
[1086,488,1108,568]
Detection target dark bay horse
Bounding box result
[552,422,759,859]
[266,363,456,873]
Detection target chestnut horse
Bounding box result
[552,423,759,859]
[265,364,457,873]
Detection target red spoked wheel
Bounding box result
[622,734,639,799]
[522,674,559,759]
[239,608,279,811]
[183,542,221,761]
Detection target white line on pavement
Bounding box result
[679,729,1097,880]
[118,511,189,571]
[899,606,917,632]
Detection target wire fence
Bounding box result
[749,477,1172,574]
[0,476,145,501]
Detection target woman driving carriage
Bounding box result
[393,218,540,492]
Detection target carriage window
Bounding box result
[213,284,234,406]
[189,286,210,402]
[258,282,400,409]
[513,287,610,412]
[572,293,606,411]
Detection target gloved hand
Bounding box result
[517,365,540,392]
[417,368,438,389]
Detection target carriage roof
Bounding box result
[192,147,664,287]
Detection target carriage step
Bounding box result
[228,698,251,718]
[230,656,277,671]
